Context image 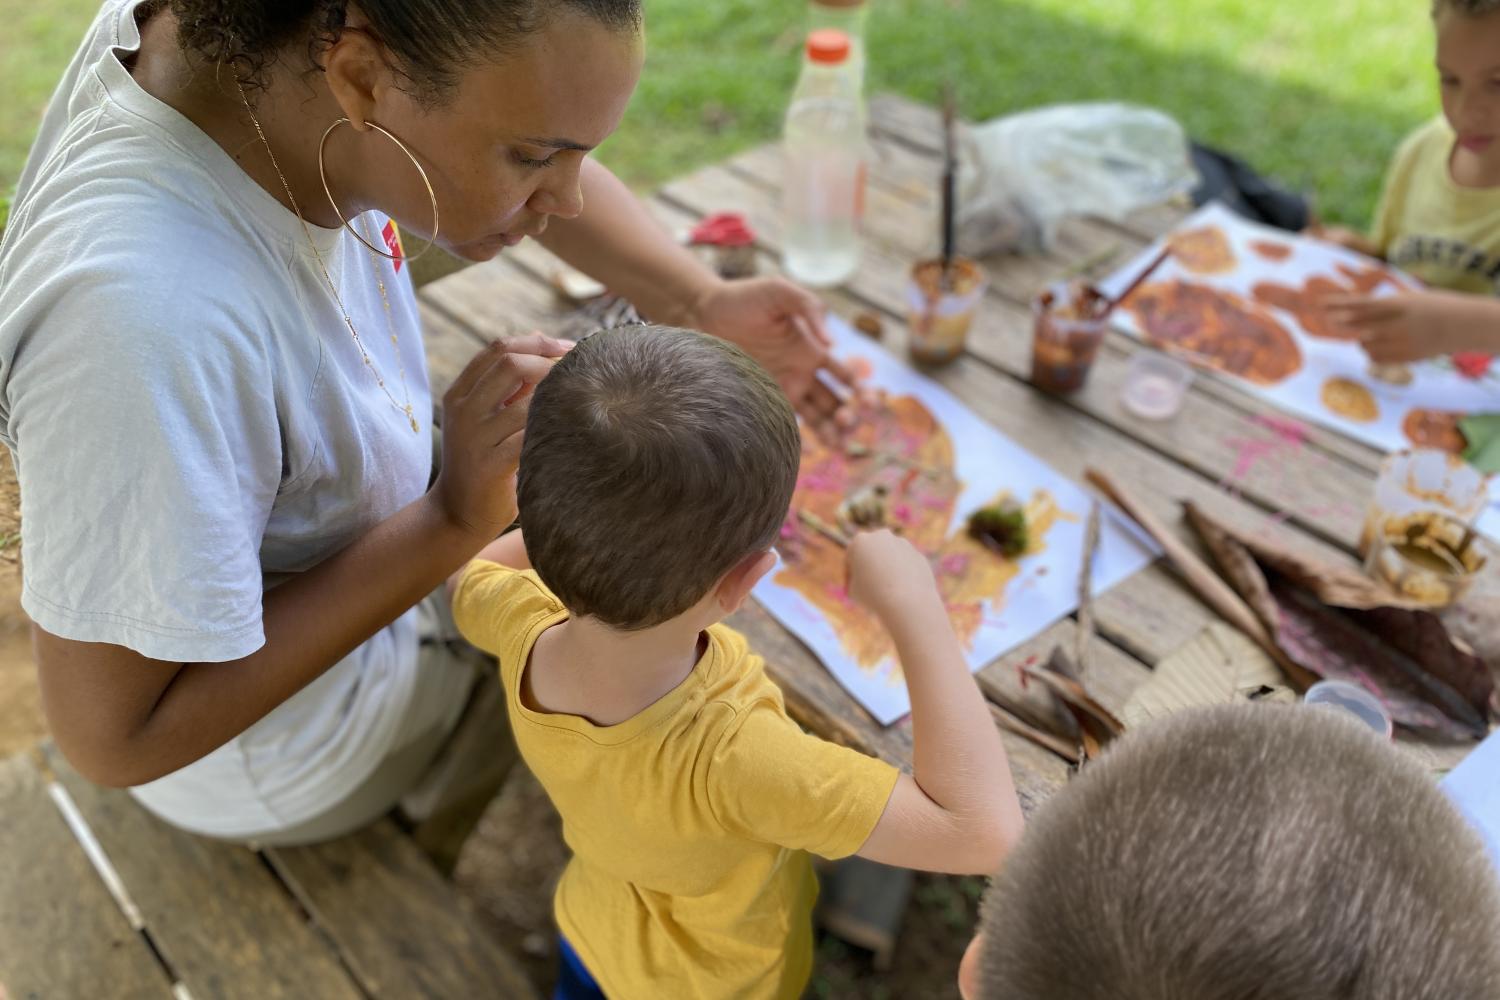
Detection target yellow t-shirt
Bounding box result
[1370,117,1500,294]
[452,560,901,1000]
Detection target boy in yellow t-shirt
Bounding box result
[448,325,1023,999]
[1321,0,1500,364]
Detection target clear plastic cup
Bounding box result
[1363,509,1485,608]
[1359,449,1489,557]
[1303,679,1393,739]
[906,257,985,365]
[1031,281,1108,393]
[1120,350,1194,421]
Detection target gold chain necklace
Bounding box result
[237,84,419,434]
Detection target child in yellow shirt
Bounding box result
[448,325,1023,999]
[1321,0,1500,364]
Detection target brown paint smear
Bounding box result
[1125,280,1302,385]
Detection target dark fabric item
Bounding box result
[1190,141,1311,232]
[553,936,608,1000]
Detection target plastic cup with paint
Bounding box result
[906,257,986,365]
[1303,679,1393,739]
[1363,508,1485,608]
[1030,281,1108,393]
[1359,449,1489,558]
[1120,350,1194,421]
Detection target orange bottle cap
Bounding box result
[806,29,852,64]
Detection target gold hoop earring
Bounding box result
[318,117,440,264]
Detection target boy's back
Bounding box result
[454,561,895,997]
[453,325,1021,997]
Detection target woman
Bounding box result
[0,0,856,843]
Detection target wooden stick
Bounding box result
[797,509,849,548]
[989,704,1081,765]
[940,83,957,286]
[1073,500,1100,679]
[1097,244,1170,321]
[1084,467,1303,679]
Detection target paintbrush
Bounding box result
[940,82,957,292]
[1094,243,1171,321]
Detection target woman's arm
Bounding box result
[536,159,720,327]
[538,160,860,438]
[36,340,557,788]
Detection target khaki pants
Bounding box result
[251,591,514,865]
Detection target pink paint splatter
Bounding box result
[939,553,969,576]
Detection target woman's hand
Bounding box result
[1324,290,1498,364]
[431,333,568,538]
[690,276,863,440]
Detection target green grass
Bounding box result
[1,0,1437,227]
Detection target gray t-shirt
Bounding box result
[0,0,441,835]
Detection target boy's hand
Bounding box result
[1305,223,1381,259]
[431,334,567,539]
[1324,289,1493,363]
[847,530,939,620]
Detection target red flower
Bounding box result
[1453,352,1493,379]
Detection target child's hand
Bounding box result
[1324,289,1495,363]
[1305,224,1381,259]
[847,529,938,620]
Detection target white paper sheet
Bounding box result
[1099,203,1500,537]
[1441,729,1500,877]
[751,316,1158,725]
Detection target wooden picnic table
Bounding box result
[419,92,1477,804]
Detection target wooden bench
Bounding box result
[0,745,537,999]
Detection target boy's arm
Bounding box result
[444,530,530,601]
[1327,288,1500,363]
[848,531,1024,875]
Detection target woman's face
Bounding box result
[335,13,644,262]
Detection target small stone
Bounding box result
[853,312,884,339]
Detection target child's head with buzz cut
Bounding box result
[517,324,801,630]
[959,703,1500,1000]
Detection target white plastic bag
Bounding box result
[957,102,1197,256]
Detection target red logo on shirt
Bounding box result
[382,219,405,271]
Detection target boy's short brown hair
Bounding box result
[518,325,800,630]
[974,703,1500,999]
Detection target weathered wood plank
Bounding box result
[44,747,363,1000]
[729,138,1133,306]
[264,819,539,1000]
[657,161,1377,554]
[0,754,171,1000]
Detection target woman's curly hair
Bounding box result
[168,0,640,103]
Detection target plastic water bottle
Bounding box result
[781,29,866,288]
